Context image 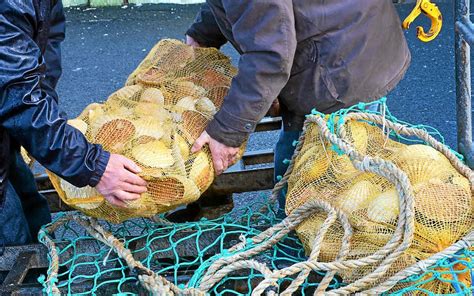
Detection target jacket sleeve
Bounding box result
[185,3,227,48]
[41,0,66,98]
[0,3,109,187]
[205,0,297,147]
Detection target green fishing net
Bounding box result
[37,99,473,295]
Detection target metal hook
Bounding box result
[402,0,443,42]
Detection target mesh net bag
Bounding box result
[285,106,473,294]
[48,39,243,223]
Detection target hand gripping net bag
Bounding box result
[48,39,242,223]
[285,105,473,294]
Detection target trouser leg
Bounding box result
[0,182,32,246]
[273,130,301,217]
[9,151,51,242]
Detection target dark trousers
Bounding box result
[0,152,51,246]
[273,130,301,218]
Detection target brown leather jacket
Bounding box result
[187,0,411,147]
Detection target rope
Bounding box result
[38,108,473,295]
[342,113,473,182]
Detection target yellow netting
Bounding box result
[20,146,34,168]
[286,116,473,294]
[48,39,242,223]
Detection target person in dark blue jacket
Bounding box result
[0,0,147,246]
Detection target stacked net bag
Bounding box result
[285,103,473,294]
[48,39,241,223]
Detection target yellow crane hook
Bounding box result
[402,0,443,42]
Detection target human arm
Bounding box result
[192,0,297,173]
[185,3,227,48]
[0,2,146,205]
[205,0,297,147]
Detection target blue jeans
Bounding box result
[274,130,301,217]
[0,152,51,246]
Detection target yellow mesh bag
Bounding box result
[48,39,243,223]
[20,146,34,168]
[286,112,473,294]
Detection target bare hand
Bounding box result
[186,35,202,47]
[191,131,240,175]
[96,154,147,207]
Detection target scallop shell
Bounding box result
[110,85,142,101]
[295,212,343,260]
[188,151,213,192]
[347,121,369,154]
[414,182,472,224]
[330,154,360,181]
[60,179,102,210]
[297,147,332,183]
[175,134,190,160]
[95,118,136,152]
[147,175,200,206]
[175,96,197,111]
[179,110,209,143]
[20,147,32,166]
[367,188,400,223]
[134,117,164,140]
[337,180,381,214]
[140,88,165,104]
[133,103,170,121]
[195,97,217,115]
[131,140,175,169]
[397,158,458,185]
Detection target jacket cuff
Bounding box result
[88,148,110,187]
[185,28,223,49]
[205,107,256,146]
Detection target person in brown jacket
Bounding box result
[187,0,411,215]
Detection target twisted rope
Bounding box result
[39,112,473,295]
[267,120,312,208]
[340,112,474,187]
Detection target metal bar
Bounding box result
[1,284,44,296]
[35,174,51,191]
[36,148,275,192]
[241,149,274,166]
[41,190,73,213]
[455,0,474,168]
[37,148,276,213]
[1,251,38,292]
[254,117,281,132]
[456,17,474,45]
[203,167,274,196]
[39,167,275,212]
[0,245,48,272]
